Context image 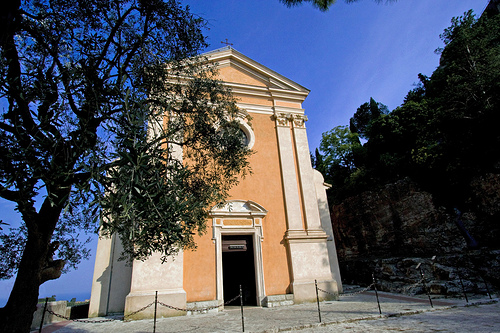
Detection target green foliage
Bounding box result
[350,97,389,140]
[97,70,251,262]
[316,125,366,203]
[311,148,327,176]
[279,0,391,12]
[319,125,361,171]
[0,0,250,305]
[408,10,500,202]
[316,10,500,208]
[280,0,338,11]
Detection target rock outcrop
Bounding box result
[331,176,500,295]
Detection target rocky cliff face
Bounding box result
[331,176,500,295]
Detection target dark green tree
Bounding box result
[318,125,368,203]
[319,9,500,214]
[0,0,251,331]
[311,147,327,176]
[350,97,389,140]
[402,10,500,206]
[280,0,394,12]
[361,10,500,248]
[319,125,361,171]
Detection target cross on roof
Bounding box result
[221,39,233,46]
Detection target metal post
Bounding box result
[417,263,433,308]
[239,285,245,332]
[480,274,492,299]
[457,270,469,303]
[315,280,322,323]
[153,291,158,333]
[39,297,49,333]
[372,273,382,316]
[240,284,245,332]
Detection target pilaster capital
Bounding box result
[292,114,308,128]
[272,112,292,127]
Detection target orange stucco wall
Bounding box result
[218,65,267,87]
[183,63,305,301]
[183,231,216,302]
[274,100,302,108]
[226,113,291,296]
[238,95,274,106]
[183,112,292,301]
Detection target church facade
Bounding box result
[88,47,342,319]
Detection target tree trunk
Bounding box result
[0,205,65,333]
[0,234,48,332]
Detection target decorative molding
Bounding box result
[237,119,255,149]
[223,219,253,226]
[272,112,292,127]
[235,104,274,115]
[292,114,308,128]
[269,88,309,101]
[273,106,305,113]
[272,112,308,128]
[210,200,268,217]
[284,229,328,243]
[205,47,310,94]
[236,108,250,120]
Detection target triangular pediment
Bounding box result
[217,62,279,89]
[204,47,309,95]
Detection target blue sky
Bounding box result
[0,0,488,306]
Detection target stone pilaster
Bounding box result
[88,234,113,317]
[273,112,305,233]
[124,251,186,319]
[313,170,343,293]
[274,111,338,303]
[89,233,132,317]
[291,114,324,233]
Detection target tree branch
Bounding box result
[0,184,21,202]
[0,121,16,134]
[3,27,38,135]
[97,5,136,68]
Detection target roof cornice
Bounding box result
[203,47,310,100]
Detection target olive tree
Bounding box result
[0,0,250,331]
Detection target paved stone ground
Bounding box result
[36,291,499,333]
[297,301,500,332]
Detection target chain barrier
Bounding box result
[317,283,376,298]
[337,283,375,297]
[158,294,241,313]
[315,279,383,322]
[45,309,115,323]
[400,278,425,295]
[124,302,155,319]
[316,287,338,298]
[42,294,240,325]
[317,283,375,298]
[42,272,447,328]
[321,279,428,298]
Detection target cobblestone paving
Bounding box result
[38,292,498,333]
[297,301,500,333]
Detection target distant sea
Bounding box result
[0,291,91,307]
[39,291,91,302]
